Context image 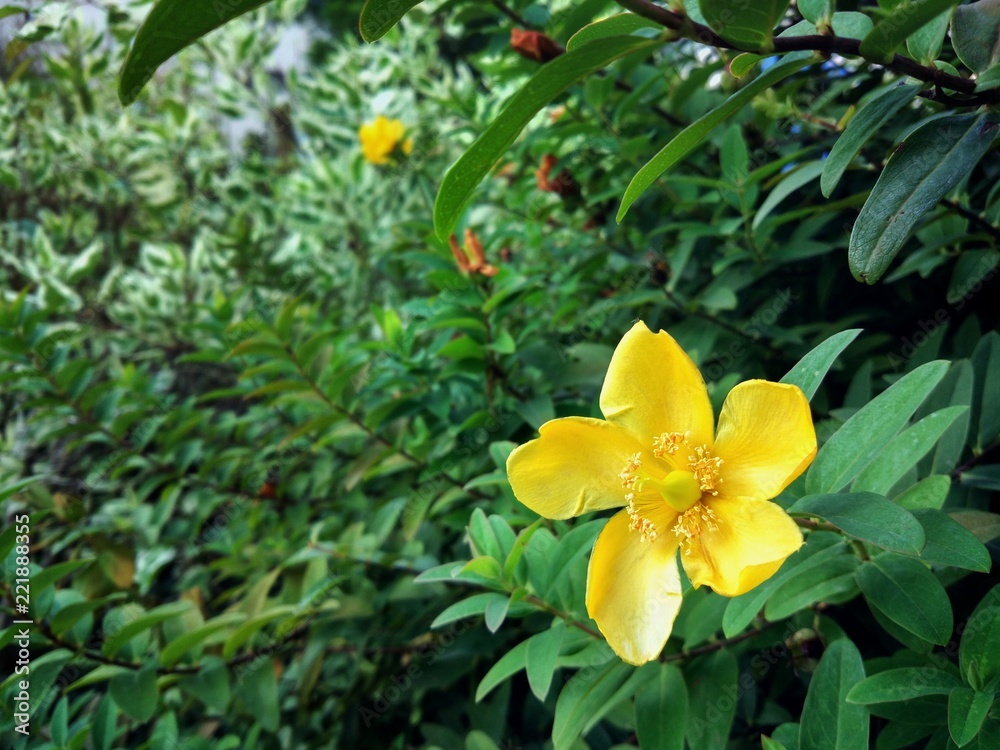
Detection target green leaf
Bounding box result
[753,161,826,230]
[912,509,992,572]
[552,660,647,750]
[109,663,159,722]
[806,360,949,494]
[698,0,791,50]
[567,12,661,51]
[686,650,739,750]
[476,639,529,702]
[762,738,790,750]
[846,667,963,704]
[179,657,231,712]
[780,329,862,400]
[800,638,868,750]
[431,593,508,628]
[849,113,1000,284]
[91,693,118,750]
[103,601,192,658]
[617,52,812,221]
[859,0,962,64]
[788,493,925,554]
[951,1,1000,73]
[852,406,968,495]
[856,554,954,645]
[160,612,247,667]
[222,605,297,659]
[30,558,95,596]
[895,475,950,510]
[484,593,510,633]
[723,536,847,636]
[635,663,687,750]
[960,585,1000,688]
[526,621,565,701]
[799,0,833,24]
[503,518,543,581]
[119,0,273,105]
[821,83,921,197]
[434,35,658,240]
[359,0,424,42]
[764,555,859,621]
[237,660,279,733]
[949,687,993,747]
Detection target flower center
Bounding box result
[619,433,724,544]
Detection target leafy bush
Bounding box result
[1,1,999,749]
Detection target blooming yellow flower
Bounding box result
[506,321,817,665]
[358,115,413,165]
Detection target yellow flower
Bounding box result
[505,321,817,665]
[358,115,412,165]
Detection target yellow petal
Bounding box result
[506,417,643,519]
[600,321,714,448]
[586,510,683,665]
[681,497,802,597]
[712,380,817,500]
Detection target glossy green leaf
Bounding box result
[806,360,949,494]
[951,1,1000,73]
[856,554,954,645]
[949,687,993,747]
[434,35,659,240]
[119,0,273,105]
[526,621,565,700]
[789,493,925,554]
[359,0,425,42]
[821,83,921,198]
[895,475,950,510]
[780,329,862,400]
[859,0,962,63]
[567,12,661,50]
[846,667,963,704]
[635,663,687,750]
[912,509,992,572]
[852,405,968,495]
[699,0,790,50]
[849,113,1000,284]
[800,638,868,750]
[617,52,812,221]
[552,660,647,750]
[960,585,1000,688]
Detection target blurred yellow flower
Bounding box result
[358,115,413,165]
[506,321,817,665]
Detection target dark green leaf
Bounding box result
[856,554,954,645]
[859,0,962,63]
[788,493,925,554]
[359,0,425,42]
[912,509,992,572]
[698,0,790,49]
[119,0,273,105]
[635,663,687,750]
[686,650,739,750]
[849,113,1000,284]
[800,638,868,750]
[846,667,962,704]
[949,687,993,747]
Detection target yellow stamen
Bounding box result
[672,505,720,555]
[689,445,724,495]
[653,431,690,458]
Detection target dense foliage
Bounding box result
[1,1,999,749]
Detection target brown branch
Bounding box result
[615,0,998,107]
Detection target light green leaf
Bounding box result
[859,0,963,64]
[949,687,993,747]
[846,667,962,704]
[635,663,687,750]
[788,493,925,554]
[617,52,812,221]
[849,113,1000,284]
[780,329,862,400]
[799,0,833,24]
[434,35,659,240]
[567,12,661,50]
[432,593,508,628]
[800,638,868,750]
[806,360,949,494]
[753,161,825,230]
[821,83,921,198]
[852,405,967,495]
[856,554,954,645]
[895,475,950,510]
[526,621,565,701]
[119,0,273,105]
[359,0,425,42]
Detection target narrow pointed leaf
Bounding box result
[780,328,861,400]
[360,0,425,42]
